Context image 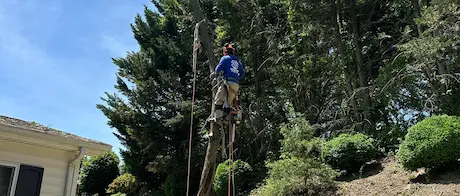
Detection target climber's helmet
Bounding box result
[223,43,236,55]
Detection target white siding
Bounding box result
[0,139,78,196]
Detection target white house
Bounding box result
[0,115,112,196]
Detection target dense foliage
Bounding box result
[97,0,460,194]
[78,152,120,196]
[279,112,323,159]
[164,173,187,196]
[322,133,377,172]
[214,160,254,196]
[107,173,138,196]
[397,115,460,171]
[251,115,338,195]
[251,157,338,196]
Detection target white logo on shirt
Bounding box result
[230,60,240,76]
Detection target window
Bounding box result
[0,162,19,196]
[14,165,44,196]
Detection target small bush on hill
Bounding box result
[250,114,338,195]
[107,173,137,195]
[214,160,254,196]
[250,157,338,196]
[322,133,377,172]
[110,193,126,196]
[280,115,324,159]
[397,115,460,170]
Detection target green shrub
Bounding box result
[397,115,460,170]
[164,173,185,196]
[214,160,253,196]
[250,157,338,196]
[79,152,120,196]
[107,173,137,195]
[322,133,377,172]
[280,116,324,159]
[303,138,325,160]
[111,193,126,196]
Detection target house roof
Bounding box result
[0,115,111,147]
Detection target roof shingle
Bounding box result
[0,115,110,146]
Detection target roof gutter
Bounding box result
[64,147,85,196]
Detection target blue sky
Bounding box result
[0,0,156,156]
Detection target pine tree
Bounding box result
[97,0,208,193]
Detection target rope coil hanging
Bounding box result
[186,19,205,196]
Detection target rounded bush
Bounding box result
[214,160,253,196]
[107,173,137,195]
[322,133,377,172]
[279,116,324,159]
[249,157,338,196]
[79,152,120,196]
[397,115,460,170]
[110,193,126,196]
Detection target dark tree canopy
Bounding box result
[97,0,460,195]
[78,152,120,196]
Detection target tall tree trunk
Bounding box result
[349,0,371,124]
[412,0,447,99]
[332,0,358,119]
[189,0,221,195]
[412,0,423,36]
[437,63,447,75]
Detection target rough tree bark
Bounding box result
[412,0,423,36]
[411,0,447,94]
[349,0,371,124]
[332,0,358,118]
[189,0,222,195]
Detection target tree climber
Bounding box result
[211,43,245,122]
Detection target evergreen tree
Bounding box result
[78,152,120,196]
[97,0,207,193]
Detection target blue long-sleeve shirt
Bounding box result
[215,55,245,84]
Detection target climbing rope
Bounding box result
[228,123,236,196]
[186,19,204,196]
[228,119,233,196]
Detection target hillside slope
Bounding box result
[339,157,460,196]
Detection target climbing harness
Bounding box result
[210,76,242,124]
